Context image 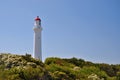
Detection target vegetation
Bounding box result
[0,53,120,80]
[45,57,120,80]
[0,53,49,80]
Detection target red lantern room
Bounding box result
[35,16,41,21]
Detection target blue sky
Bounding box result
[0,0,120,64]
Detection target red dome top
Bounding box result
[35,16,41,21]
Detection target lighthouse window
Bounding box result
[39,21,41,25]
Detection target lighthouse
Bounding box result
[33,16,42,61]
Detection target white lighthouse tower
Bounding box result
[33,16,42,61]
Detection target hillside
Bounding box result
[0,53,49,80]
[0,53,120,80]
